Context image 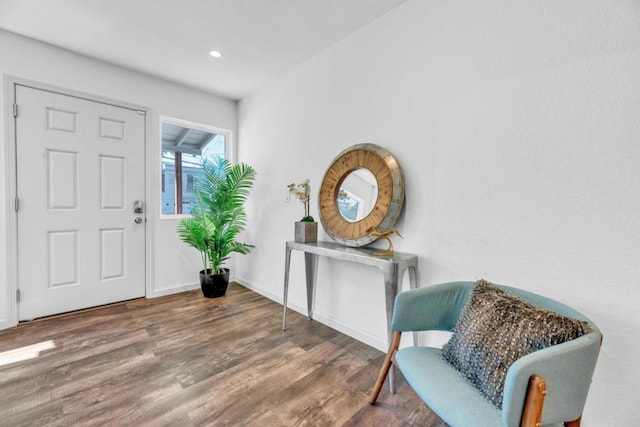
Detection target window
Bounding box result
[160,117,231,216]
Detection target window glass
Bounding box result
[160,118,230,216]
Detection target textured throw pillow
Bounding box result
[441,279,590,408]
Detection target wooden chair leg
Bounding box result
[565,416,581,427]
[520,375,547,427]
[369,331,402,405]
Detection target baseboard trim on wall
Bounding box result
[235,277,387,352]
[0,318,14,330]
[148,282,200,299]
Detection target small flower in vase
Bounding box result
[287,179,315,222]
[288,179,317,243]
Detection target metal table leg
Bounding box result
[304,253,318,319]
[382,264,399,393]
[282,246,292,330]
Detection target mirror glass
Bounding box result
[337,168,378,222]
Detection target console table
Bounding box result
[282,240,419,392]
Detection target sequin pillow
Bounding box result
[441,280,590,408]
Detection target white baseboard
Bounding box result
[148,282,200,298]
[0,317,17,330]
[235,277,387,352]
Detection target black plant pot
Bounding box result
[199,268,230,298]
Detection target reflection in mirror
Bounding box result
[337,168,378,222]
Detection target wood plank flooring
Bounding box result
[0,283,447,426]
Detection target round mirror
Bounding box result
[337,168,378,222]
[318,143,404,247]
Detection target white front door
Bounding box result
[15,85,146,320]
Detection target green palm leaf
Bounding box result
[177,156,256,275]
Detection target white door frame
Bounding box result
[2,76,154,329]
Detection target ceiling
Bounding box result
[0,0,408,100]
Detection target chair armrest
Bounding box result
[391,281,474,332]
[501,329,602,427]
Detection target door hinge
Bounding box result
[15,197,19,212]
[13,103,18,118]
[16,289,20,303]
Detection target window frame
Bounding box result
[159,115,233,219]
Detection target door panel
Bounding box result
[16,85,146,320]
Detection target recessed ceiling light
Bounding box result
[209,50,223,58]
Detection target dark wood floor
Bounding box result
[0,283,447,426]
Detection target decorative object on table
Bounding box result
[288,179,318,243]
[368,227,403,257]
[294,221,318,243]
[318,143,404,247]
[177,157,256,298]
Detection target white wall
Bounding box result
[237,1,640,424]
[0,30,237,328]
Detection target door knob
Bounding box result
[134,217,143,224]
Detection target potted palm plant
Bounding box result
[177,156,256,298]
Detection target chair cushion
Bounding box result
[396,346,504,427]
[441,279,590,408]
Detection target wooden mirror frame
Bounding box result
[318,143,404,247]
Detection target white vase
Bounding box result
[294,221,318,243]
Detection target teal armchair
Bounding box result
[369,281,602,427]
